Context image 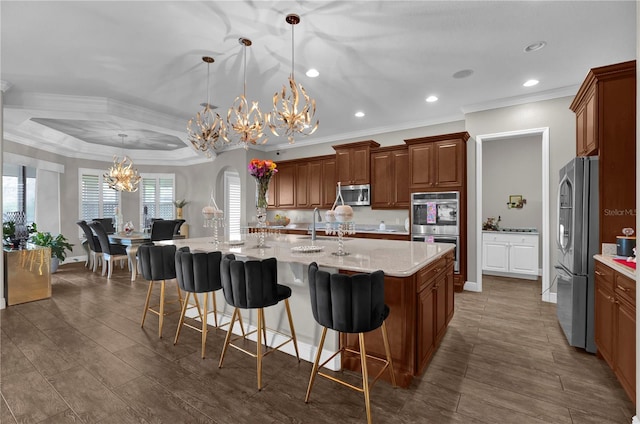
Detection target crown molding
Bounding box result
[461,85,579,115]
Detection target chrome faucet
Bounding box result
[311,207,322,241]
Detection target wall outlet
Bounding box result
[602,243,617,256]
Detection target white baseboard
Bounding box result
[185,309,341,371]
[62,255,87,265]
[464,280,481,292]
[0,297,6,310]
[542,291,557,304]
[632,415,639,424]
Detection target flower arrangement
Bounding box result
[173,199,189,208]
[249,159,277,209]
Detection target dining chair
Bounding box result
[76,220,102,272]
[305,262,396,424]
[92,218,116,234]
[150,219,178,241]
[173,219,186,236]
[218,254,299,390]
[88,221,128,279]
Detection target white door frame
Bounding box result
[469,127,552,303]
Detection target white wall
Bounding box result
[482,135,543,231]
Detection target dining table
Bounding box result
[107,232,150,281]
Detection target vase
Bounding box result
[176,207,183,219]
[255,177,271,248]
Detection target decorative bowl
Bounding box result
[271,217,291,227]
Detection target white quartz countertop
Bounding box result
[594,254,636,280]
[167,234,454,277]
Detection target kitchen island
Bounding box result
[169,234,455,387]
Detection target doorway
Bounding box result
[471,127,552,303]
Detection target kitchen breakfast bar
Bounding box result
[168,234,456,388]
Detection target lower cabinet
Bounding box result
[482,232,539,279]
[594,260,636,405]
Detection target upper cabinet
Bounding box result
[321,157,337,209]
[270,155,334,210]
[333,140,380,185]
[405,132,469,191]
[570,60,636,244]
[371,146,410,209]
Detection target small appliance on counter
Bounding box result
[616,227,636,257]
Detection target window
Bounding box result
[79,169,120,227]
[140,174,175,228]
[2,164,36,225]
[224,171,241,240]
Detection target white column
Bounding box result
[1,80,13,310]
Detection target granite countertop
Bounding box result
[256,222,410,236]
[168,234,453,277]
[594,254,636,280]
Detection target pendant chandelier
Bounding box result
[104,134,142,192]
[267,13,319,144]
[187,56,227,158]
[225,37,269,149]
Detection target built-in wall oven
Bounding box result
[411,191,460,272]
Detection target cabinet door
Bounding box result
[371,151,392,208]
[417,284,436,373]
[296,162,309,208]
[308,160,323,207]
[335,149,352,185]
[434,139,463,188]
[321,158,336,208]
[351,146,370,185]
[393,150,410,207]
[276,163,296,208]
[508,239,538,275]
[615,299,636,403]
[583,87,598,155]
[435,273,447,343]
[482,238,509,272]
[595,279,615,366]
[409,143,434,188]
[445,263,454,324]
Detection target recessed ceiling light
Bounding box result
[426,95,438,103]
[355,111,365,118]
[306,68,319,78]
[524,41,546,53]
[452,69,474,79]
[523,79,539,87]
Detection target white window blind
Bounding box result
[78,168,120,235]
[140,174,175,228]
[224,171,241,240]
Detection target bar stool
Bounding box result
[218,254,299,390]
[138,243,182,338]
[305,262,396,424]
[174,247,237,358]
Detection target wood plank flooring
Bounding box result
[1,264,635,423]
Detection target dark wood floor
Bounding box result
[1,264,635,423]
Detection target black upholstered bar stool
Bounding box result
[218,254,300,390]
[138,243,182,338]
[174,247,240,358]
[305,262,396,424]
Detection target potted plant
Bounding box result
[173,199,189,219]
[3,221,37,248]
[30,231,74,273]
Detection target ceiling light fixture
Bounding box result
[355,111,365,118]
[306,68,319,78]
[426,95,438,103]
[523,79,539,87]
[267,13,319,144]
[225,38,268,149]
[104,133,141,192]
[187,56,226,158]
[524,41,546,53]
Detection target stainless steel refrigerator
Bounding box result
[555,156,599,353]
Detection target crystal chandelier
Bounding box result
[225,38,269,149]
[267,14,319,144]
[104,134,141,192]
[187,56,227,158]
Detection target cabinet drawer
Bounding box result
[615,272,636,305]
[595,262,615,290]
[418,257,446,292]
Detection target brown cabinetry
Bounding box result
[321,158,336,209]
[594,260,636,405]
[371,147,410,209]
[333,140,380,185]
[274,162,296,208]
[405,133,468,191]
[570,60,636,244]
[270,155,334,210]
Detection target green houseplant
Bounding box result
[30,231,74,272]
[173,199,189,219]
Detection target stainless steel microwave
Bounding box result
[337,184,370,206]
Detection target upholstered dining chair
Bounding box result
[88,221,128,279]
[76,220,102,272]
[92,217,116,234]
[218,254,299,390]
[174,247,232,358]
[150,219,179,241]
[138,243,182,338]
[305,262,396,424]
[173,219,186,236]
